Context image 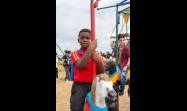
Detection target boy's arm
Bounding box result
[75,40,97,69]
[92,52,105,74]
[122,47,130,71]
[122,57,130,71]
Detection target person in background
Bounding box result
[114,33,130,95]
[63,50,71,81]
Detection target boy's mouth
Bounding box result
[81,43,89,47]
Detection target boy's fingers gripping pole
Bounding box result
[94,0,100,8]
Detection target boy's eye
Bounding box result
[86,37,90,40]
[80,37,90,40]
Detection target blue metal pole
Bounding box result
[120,0,128,4]
[97,2,130,10]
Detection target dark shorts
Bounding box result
[70,82,92,111]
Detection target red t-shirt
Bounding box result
[71,49,102,82]
[114,46,130,69]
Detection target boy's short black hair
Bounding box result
[118,33,125,40]
[78,28,91,36]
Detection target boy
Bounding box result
[70,28,104,111]
[114,34,130,96]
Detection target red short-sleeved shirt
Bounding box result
[114,46,130,69]
[71,49,102,82]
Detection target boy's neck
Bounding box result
[81,47,87,51]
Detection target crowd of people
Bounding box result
[56,28,130,111]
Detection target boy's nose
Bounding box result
[83,39,88,42]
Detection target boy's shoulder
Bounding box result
[70,49,82,60]
[71,49,81,55]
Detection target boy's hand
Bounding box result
[122,65,128,71]
[92,52,101,63]
[89,39,97,51]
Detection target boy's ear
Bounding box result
[78,39,79,43]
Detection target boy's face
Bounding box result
[118,38,125,47]
[78,32,91,49]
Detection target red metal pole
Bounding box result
[90,0,100,78]
[91,0,100,41]
[90,0,95,41]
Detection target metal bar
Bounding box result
[97,2,130,10]
[56,43,65,55]
[120,0,128,4]
[115,6,119,65]
[90,0,95,41]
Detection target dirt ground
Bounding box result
[56,64,130,111]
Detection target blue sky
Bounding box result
[56,0,130,55]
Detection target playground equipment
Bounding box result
[97,0,130,65]
[56,43,65,57]
[97,0,130,83]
